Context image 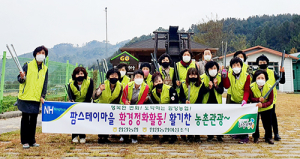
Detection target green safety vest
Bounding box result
[159,66,174,81]
[69,77,91,102]
[144,74,153,91]
[120,75,130,89]
[250,82,274,112]
[228,70,248,103]
[120,81,148,104]
[151,84,171,104]
[227,63,249,95]
[201,73,222,104]
[18,59,48,102]
[176,61,196,82]
[266,68,277,104]
[96,80,122,103]
[181,80,202,104]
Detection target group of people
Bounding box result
[17,46,285,149]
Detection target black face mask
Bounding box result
[76,76,85,82]
[155,83,163,89]
[259,64,268,69]
[189,78,197,83]
[161,62,170,68]
[109,78,118,84]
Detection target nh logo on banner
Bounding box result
[44,106,54,114]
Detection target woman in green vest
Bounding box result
[150,72,179,144]
[250,70,274,144]
[225,51,253,104]
[121,69,150,144]
[158,53,176,88]
[17,46,48,149]
[140,62,153,91]
[92,68,123,144]
[175,49,197,88]
[68,67,94,144]
[116,63,131,88]
[256,54,285,141]
[201,61,224,142]
[179,68,205,142]
[222,57,251,144]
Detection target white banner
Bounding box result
[42,101,258,135]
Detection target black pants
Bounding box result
[20,112,38,145]
[272,104,279,135]
[72,134,86,139]
[253,108,272,139]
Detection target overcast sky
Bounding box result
[1,0,300,55]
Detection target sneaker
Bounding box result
[23,143,30,149]
[238,138,249,144]
[72,137,79,143]
[274,134,281,141]
[30,143,40,147]
[119,137,124,142]
[80,138,86,144]
[132,139,138,144]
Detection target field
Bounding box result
[0,93,299,158]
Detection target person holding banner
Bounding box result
[201,61,224,142]
[93,68,123,143]
[140,62,153,91]
[158,53,176,88]
[150,72,179,144]
[17,46,48,149]
[179,68,206,143]
[175,49,197,87]
[197,49,213,75]
[121,69,149,144]
[68,67,94,144]
[117,63,131,88]
[222,57,251,144]
[256,54,285,141]
[250,70,274,144]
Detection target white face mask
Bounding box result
[232,67,241,74]
[120,71,126,77]
[239,57,244,63]
[182,56,191,63]
[256,79,265,87]
[36,54,45,62]
[209,69,218,77]
[204,55,211,61]
[134,78,143,85]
